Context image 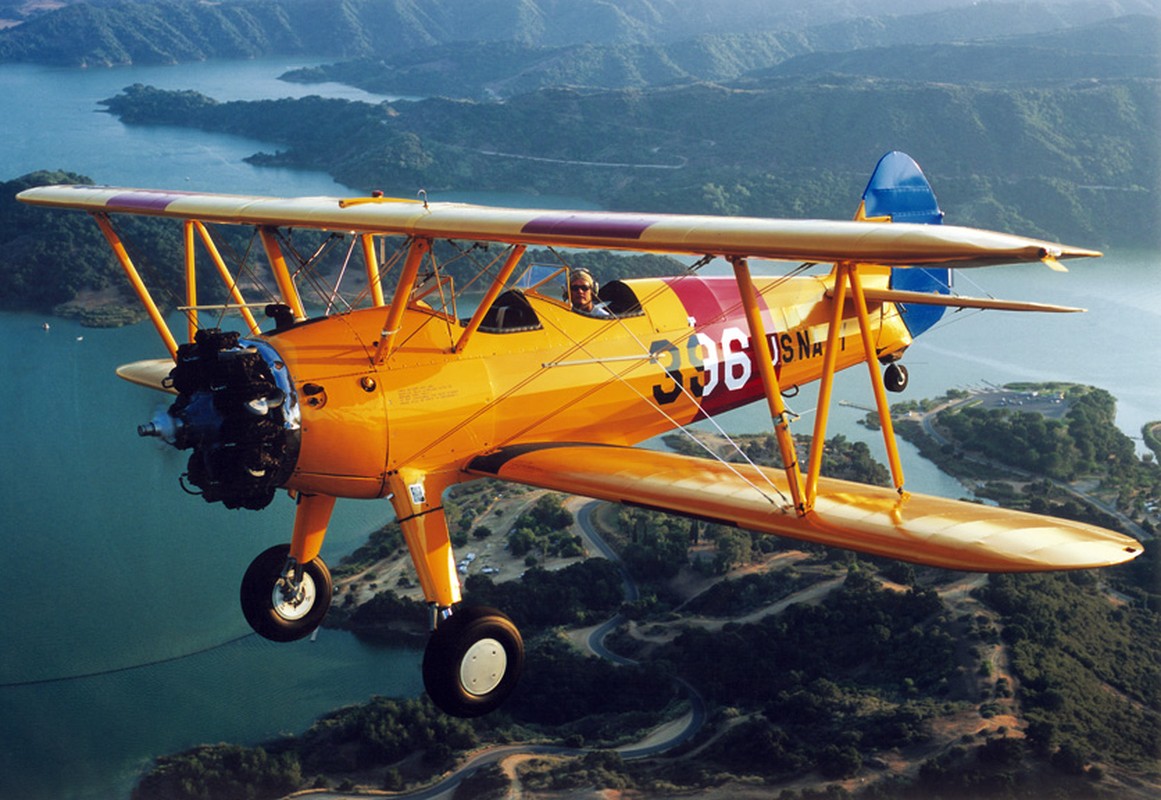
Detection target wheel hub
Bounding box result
[459,638,508,697]
[272,572,316,622]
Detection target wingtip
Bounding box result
[115,358,177,393]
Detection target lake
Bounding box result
[0,58,427,800]
[1,57,1158,800]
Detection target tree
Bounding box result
[530,493,573,529]
[131,744,302,800]
[508,526,538,556]
[711,528,752,573]
[817,743,863,779]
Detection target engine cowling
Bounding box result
[139,328,300,510]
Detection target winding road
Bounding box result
[287,499,706,799]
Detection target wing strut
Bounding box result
[847,265,907,495]
[183,218,263,336]
[734,259,909,516]
[805,263,907,505]
[806,262,852,504]
[93,212,179,359]
[375,237,430,364]
[454,245,526,353]
[731,257,808,515]
[183,220,198,342]
[360,234,387,308]
[258,226,307,322]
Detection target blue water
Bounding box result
[0,312,426,800]
[0,58,389,195]
[0,59,425,800]
[1,57,1158,800]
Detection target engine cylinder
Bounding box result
[152,328,300,510]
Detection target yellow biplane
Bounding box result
[17,152,1142,717]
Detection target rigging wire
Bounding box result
[456,255,819,509]
[324,235,360,315]
[576,259,818,507]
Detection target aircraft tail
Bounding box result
[858,151,951,338]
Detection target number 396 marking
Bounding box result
[650,327,758,405]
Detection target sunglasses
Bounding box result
[570,284,592,292]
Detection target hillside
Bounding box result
[97,72,1161,248]
[764,15,1161,85]
[1,0,1158,67]
[280,11,1161,100]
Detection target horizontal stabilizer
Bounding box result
[467,443,1142,572]
[115,358,176,393]
[835,287,1085,313]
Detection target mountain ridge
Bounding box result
[2,0,1158,67]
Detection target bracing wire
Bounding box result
[457,256,820,509]
[569,260,818,507]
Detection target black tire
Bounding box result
[240,544,332,642]
[422,606,524,717]
[884,362,909,393]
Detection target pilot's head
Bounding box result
[569,269,598,312]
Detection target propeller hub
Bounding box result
[138,412,180,442]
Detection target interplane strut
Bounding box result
[730,257,908,518]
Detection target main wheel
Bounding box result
[884,362,909,393]
[422,606,524,718]
[240,544,332,642]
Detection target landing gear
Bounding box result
[422,606,524,718]
[240,544,332,642]
[884,362,909,393]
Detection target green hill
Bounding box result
[763,15,1161,85]
[5,0,1160,309]
[96,73,1161,248]
[2,0,1156,68]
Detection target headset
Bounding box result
[566,268,599,300]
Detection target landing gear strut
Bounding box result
[422,606,524,718]
[240,544,332,642]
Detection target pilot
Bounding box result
[568,269,612,318]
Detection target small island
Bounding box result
[131,387,1159,800]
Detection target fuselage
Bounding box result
[266,269,913,499]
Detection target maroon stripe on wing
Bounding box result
[521,213,659,240]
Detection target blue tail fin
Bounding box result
[861,151,950,338]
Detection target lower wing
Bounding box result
[466,444,1141,572]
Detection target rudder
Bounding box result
[859,151,950,338]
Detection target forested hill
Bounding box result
[0,0,1157,67]
[761,15,1161,86]
[99,73,1161,249]
[3,0,1159,313]
[279,14,1161,100]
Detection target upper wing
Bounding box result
[466,443,1142,572]
[17,185,1099,268]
